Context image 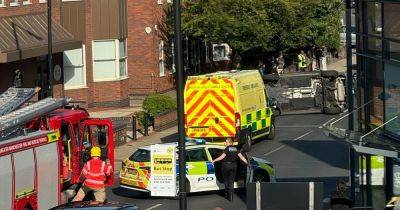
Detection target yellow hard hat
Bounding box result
[90,146,101,157]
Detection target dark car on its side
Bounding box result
[49,202,140,210]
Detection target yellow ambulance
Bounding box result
[184,70,274,146]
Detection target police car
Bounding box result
[119,141,275,195]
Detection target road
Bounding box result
[107,113,349,210]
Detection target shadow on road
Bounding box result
[281,140,349,170]
[112,187,151,200]
[276,176,349,198]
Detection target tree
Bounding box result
[180,0,343,55]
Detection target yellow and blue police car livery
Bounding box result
[119,141,275,195]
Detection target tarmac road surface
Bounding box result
[107,113,349,210]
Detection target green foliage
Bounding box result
[134,111,147,127]
[180,0,343,53]
[142,94,177,117]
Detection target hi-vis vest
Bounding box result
[82,158,112,189]
[298,54,306,68]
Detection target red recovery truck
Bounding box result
[0,88,115,210]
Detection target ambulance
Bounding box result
[0,88,115,210]
[184,70,275,146]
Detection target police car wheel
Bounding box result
[186,179,191,193]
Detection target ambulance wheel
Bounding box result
[241,130,252,152]
[267,122,275,140]
[253,170,270,182]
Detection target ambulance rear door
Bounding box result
[185,78,236,138]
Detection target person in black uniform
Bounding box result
[212,137,248,201]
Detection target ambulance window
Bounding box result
[129,149,150,162]
[186,148,208,162]
[208,148,223,160]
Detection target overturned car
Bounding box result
[264,70,346,115]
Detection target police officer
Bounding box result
[212,138,248,201]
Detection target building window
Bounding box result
[39,0,46,3]
[365,58,384,127]
[0,0,4,6]
[384,63,400,136]
[366,2,382,36]
[10,0,19,6]
[92,39,128,82]
[23,0,31,5]
[389,41,400,62]
[63,45,86,89]
[159,40,165,77]
[119,39,127,78]
[384,3,400,40]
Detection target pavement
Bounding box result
[107,113,349,210]
[89,107,141,119]
[114,126,178,172]
[326,55,356,73]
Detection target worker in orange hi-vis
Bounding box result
[73,146,113,202]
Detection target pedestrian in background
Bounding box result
[330,179,352,210]
[267,56,277,74]
[276,52,285,75]
[297,50,307,72]
[212,138,248,202]
[12,69,23,88]
[316,46,324,70]
[258,61,266,76]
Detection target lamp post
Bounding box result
[174,0,187,210]
[47,0,53,97]
[345,0,355,204]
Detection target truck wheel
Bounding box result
[267,122,275,140]
[323,107,342,114]
[321,70,339,78]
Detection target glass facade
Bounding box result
[357,0,400,138]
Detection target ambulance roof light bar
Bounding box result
[0,98,69,132]
[0,88,36,116]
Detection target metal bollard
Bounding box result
[131,116,137,140]
[144,113,149,136]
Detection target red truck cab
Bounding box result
[28,107,115,202]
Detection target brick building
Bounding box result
[0,0,174,107]
[62,0,174,107]
[0,0,80,99]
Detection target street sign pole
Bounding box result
[174,0,187,210]
[47,0,53,97]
